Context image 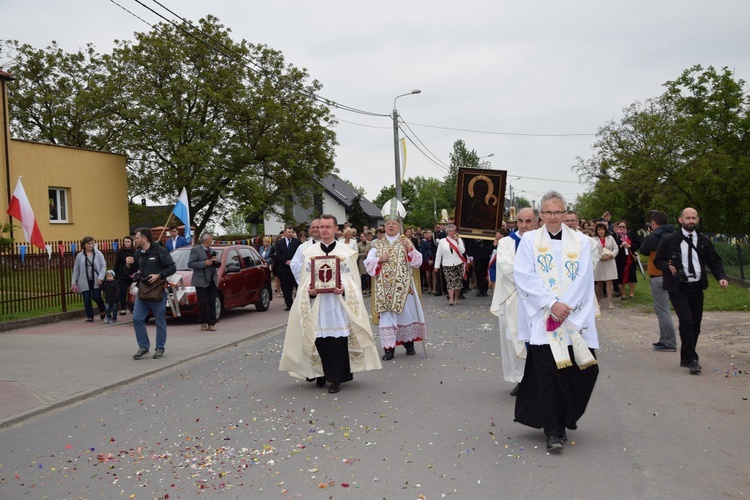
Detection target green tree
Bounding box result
[348,195,368,230]
[575,65,750,232]
[440,139,481,211]
[102,16,337,234]
[223,212,250,234]
[373,182,417,216]
[1,40,112,149]
[3,17,338,235]
[407,176,446,229]
[513,196,531,209]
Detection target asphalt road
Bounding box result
[0,292,748,499]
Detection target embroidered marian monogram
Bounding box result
[537,253,554,273]
[564,260,580,280]
[533,225,597,370]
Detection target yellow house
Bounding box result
[1,70,129,246]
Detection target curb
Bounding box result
[0,310,87,333]
[0,322,287,429]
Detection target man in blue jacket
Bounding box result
[166,225,190,252]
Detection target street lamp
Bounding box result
[393,89,421,201]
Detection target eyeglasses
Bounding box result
[617,225,626,228]
[540,211,565,216]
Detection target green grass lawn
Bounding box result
[621,274,749,312]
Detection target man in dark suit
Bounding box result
[654,207,728,375]
[188,231,219,331]
[166,225,190,252]
[274,225,301,311]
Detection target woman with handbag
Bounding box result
[71,236,107,322]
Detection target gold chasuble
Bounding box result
[372,237,413,314]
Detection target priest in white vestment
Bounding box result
[513,191,599,454]
[490,207,537,395]
[279,214,381,393]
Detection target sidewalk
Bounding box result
[0,302,289,428]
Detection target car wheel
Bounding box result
[215,295,223,321]
[255,286,271,311]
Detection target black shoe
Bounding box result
[652,341,664,347]
[404,342,416,355]
[546,435,563,454]
[133,348,149,360]
[316,377,326,388]
[328,383,340,393]
[476,290,483,297]
[653,344,676,352]
[561,430,568,443]
[433,292,442,296]
[153,348,165,359]
[284,306,291,311]
[100,313,106,320]
[689,361,702,374]
[680,361,690,367]
[510,383,520,397]
[382,348,395,360]
[459,293,466,299]
[86,318,94,323]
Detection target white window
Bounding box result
[49,187,69,223]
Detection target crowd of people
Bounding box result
[66,194,729,455]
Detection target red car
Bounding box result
[129,245,272,319]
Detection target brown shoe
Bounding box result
[200,324,208,331]
[208,325,216,331]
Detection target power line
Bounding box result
[405,120,595,137]
[333,116,391,129]
[114,0,389,118]
[399,118,451,170]
[398,129,449,174]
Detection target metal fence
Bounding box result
[705,234,749,282]
[0,237,265,318]
[0,240,118,318]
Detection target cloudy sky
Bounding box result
[4,0,750,208]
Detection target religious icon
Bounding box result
[310,255,341,293]
[454,167,507,239]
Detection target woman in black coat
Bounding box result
[114,235,136,314]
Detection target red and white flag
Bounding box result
[6,177,45,250]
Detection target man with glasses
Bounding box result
[513,191,599,454]
[653,208,728,374]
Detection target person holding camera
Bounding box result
[654,208,728,375]
[188,231,220,331]
[126,227,176,360]
[639,211,677,351]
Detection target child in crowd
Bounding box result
[100,270,120,324]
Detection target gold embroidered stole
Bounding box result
[373,237,411,314]
[533,226,597,370]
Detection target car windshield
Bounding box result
[171,248,224,271]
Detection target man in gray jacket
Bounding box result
[188,231,219,331]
